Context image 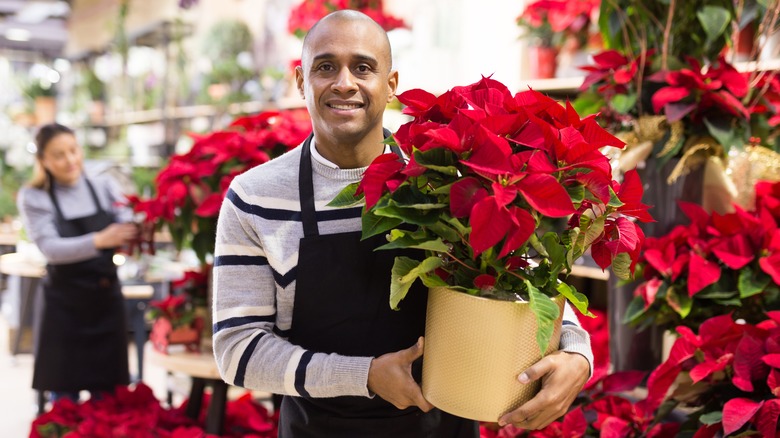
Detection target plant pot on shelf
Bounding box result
[421,287,566,422]
[34,96,56,125]
[527,45,558,79]
[149,316,204,354]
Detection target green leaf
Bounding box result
[542,233,566,278]
[699,410,723,426]
[529,233,548,258]
[528,281,561,356]
[582,215,605,248]
[572,91,606,115]
[703,117,737,151]
[377,235,450,253]
[420,272,449,288]
[557,282,592,317]
[428,220,461,243]
[413,148,459,175]
[611,252,633,280]
[666,286,692,318]
[361,212,403,239]
[610,93,638,115]
[623,295,648,325]
[607,186,624,208]
[695,290,737,299]
[739,267,771,298]
[697,6,730,46]
[390,256,442,309]
[374,204,440,226]
[327,182,363,207]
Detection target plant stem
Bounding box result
[661,0,676,71]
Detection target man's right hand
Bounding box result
[367,336,434,412]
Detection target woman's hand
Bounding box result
[93,223,139,249]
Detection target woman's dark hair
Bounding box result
[29,123,76,189]
[35,123,74,158]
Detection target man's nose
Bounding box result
[332,67,358,93]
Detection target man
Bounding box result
[212,10,592,436]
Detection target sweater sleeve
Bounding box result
[17,187,100,265]
[211,182,374,398]
[559,303,594,377]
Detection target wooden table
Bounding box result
[0,253,45,357]
[145,343,229,435]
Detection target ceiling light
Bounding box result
[5,28,31,42]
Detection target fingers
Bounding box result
[497,352,590,430]
[367,337,433,412]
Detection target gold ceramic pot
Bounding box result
[421,287,566,422]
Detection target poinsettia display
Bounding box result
[575,2,780,185]
[287,0,407,39]
[30,383,278,437]
[330,76,653,354]
[642,313,780,437]
[625,180,780,331]
[128,108,311,263]
[516,0,599,48]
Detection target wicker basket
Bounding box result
[421,287,565,422]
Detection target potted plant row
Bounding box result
[329,76,654,421]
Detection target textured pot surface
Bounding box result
[422,287,565,422]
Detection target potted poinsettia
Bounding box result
[625,180,780,333]
[330,76,653,420]
[642,313,780,436]
[147,294,204,354]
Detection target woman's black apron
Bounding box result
[279,133,478,437]
[32,178,130,393]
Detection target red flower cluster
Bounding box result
[361,76,650,270]
[287,0,407,39]
[30,383,277,437]
[650,56,749,123]
[518,0,599,34]
[629,180,780,328]
[128,108,311,262]
[646,313,780,437]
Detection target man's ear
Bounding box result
[295,66,305,99]
[386,70,399,103]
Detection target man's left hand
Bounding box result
[497,350,590,430]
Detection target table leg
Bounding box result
[131,300,148,381]
[205,380,228,435]
[13,276,38,356]
[185,377,206,420]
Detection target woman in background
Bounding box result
[17,123,138,403]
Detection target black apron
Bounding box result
[32,178,130,392]
[279,133,478,437]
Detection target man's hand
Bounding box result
[367,336,434,412]
[498,351,590,430]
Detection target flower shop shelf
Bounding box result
[92,96,305,128]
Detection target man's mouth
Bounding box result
[328,103,363,110]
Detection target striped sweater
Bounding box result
[212,143,594,399]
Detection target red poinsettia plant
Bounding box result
[625,180,780,331]
[516,0,599,49]
[287,0,407,39]
[330,76,653,354]
[576,2,780,168]
[147,294,198,330]
[128,108,311,263]
[30,382,278,437]
[640,312,780,437]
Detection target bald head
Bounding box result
[302,10,393,72]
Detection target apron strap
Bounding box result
[298,129,398,238]
[48,177,105,221]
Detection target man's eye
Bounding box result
[356,65,371,73]
[317,64,334,71]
